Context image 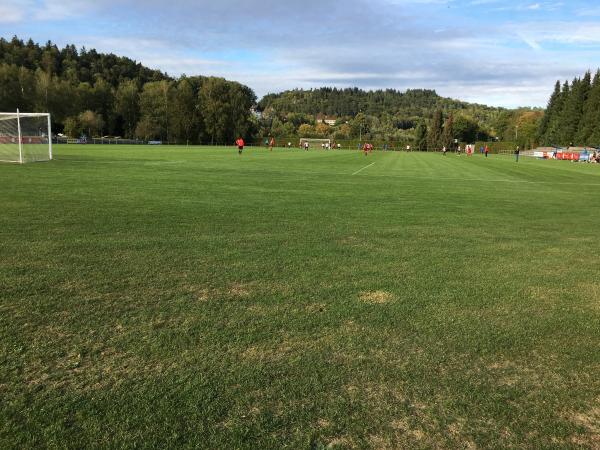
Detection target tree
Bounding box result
[453,114,482,143]
[427,109,443,150]
[558,73,590,145]
[34,68,76,122]
[538,80,561,142]
[63,116,80,137]
[350,112,368,139]
[298,123,315,137]
[78,110,104,137]
[576,70,600,145]
[138,80,175,142]
[88,78,114,133]
[0,64,24,111]
[115,79,140,139]
[315,122,330,137]
[333,123,351,140]
[414,120,427,151]
[441,114,454,150]
[199,77,256,144]
[515,111,543,149]
[544,80,569,145]
[172,77,202,144]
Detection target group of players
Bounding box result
[234,138,407,156]
[234,138,498,158]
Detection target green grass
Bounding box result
[1,145,599,449]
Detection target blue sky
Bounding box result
[2,0,600,107]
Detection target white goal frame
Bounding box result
[0,110,52,163]
[299,138,331,149]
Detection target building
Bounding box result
[316,114,337,126]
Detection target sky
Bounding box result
[2,0,600,107]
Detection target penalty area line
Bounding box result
[352,162,375,175]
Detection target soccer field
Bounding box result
[1,145,599,448]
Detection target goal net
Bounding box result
[0,111,52,163]
[300,138,331,149]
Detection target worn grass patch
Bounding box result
[359,290,394,304]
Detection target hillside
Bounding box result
[0,37,256,144]
[256,87,542,147]
[0,37,542,147]
[259,87,504,125]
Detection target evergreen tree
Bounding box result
[414,120,427,151]
[427,110,443,150]
[576,70,600,145]
[538,80,561,142]
[559,73,590,145]
[545,81,569,145]
[441,114,454,150]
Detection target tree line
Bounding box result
[538,70,600,147]
[0,37,256,144]
[259,89,542,149]
[1,37,546,147]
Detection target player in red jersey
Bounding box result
[269,137,275,151]
[236,137,245,155]
[363,143,369,156]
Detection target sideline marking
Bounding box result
[352,162,375,175]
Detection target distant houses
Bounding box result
[316,114,337,126]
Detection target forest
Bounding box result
[0,37,544,147]
[0,37,256,144]
[538,70,600,147]
[258,87,542,148]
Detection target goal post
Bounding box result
[0,110,52,163]
[299,138,331,149]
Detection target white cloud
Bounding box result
[0,0,34,23]
[3,0,597,107]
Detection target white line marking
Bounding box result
[352,162,375,175]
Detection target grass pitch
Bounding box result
[1,145,599,449]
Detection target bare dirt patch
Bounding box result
[326,436,353,448]
[317,418,331,429]
[359,290,394,304]
[569,400,600,446]
[228,282,253,299]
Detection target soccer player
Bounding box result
[442,146,447,156]
[304,141,309,151]
[269,137,275,151]
[236,137,245,155]
[515,146,520,162]
[484,145,489,158]
[363,142,369,156]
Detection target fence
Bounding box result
[56,137,146,145]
